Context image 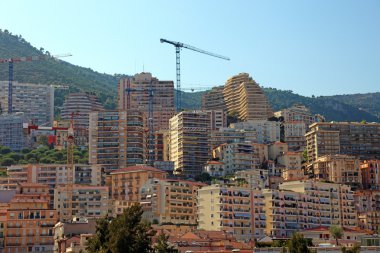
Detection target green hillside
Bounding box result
[0,29,119,111]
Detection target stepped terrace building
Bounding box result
[201,86,227,111]
[223,73,273,121]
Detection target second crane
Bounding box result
[160,38,230,111]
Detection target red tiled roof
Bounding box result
[111,165,166,174]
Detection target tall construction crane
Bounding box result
[160,38,229,111]
[0,53,72,114]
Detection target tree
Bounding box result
[86,216,111,253]
[287,233,311,253]
[330,225,343,246]
[154,233,178,253]
[195,172,211,182]
[108,204,154,253]
[1,157,15,166]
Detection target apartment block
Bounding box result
[108,165,167,210]
[305,122,380,162]
[311,155,361,189]
[169,110,211,176]
[89,110,145,172]
[139,179,205,225]
[118,72,176,131]
[282,121,307,151]
[0,81,54,125]
[201,86,227,111]
[235,169,269,190]
[223,73,273,121]
[0,113,25,151]
[354,190,380,231]
[277,151,302,170]
[231,120,280,144]
[3,164,101,189]
[213,142,255,174]
[263,180,357,238]
[274,104,318,126]
[361,160,380,190]
[54,185,109,221]
[197,185,266,241]
[0,183,57,253]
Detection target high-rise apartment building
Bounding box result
[197,185,266,241]
[223,73,273,121]
[140,179,204,225]
[0,81,54,125]
[201,86,227,111]
[89,110,145,172]
[118,72,176,131]
[61,92,104,128]
[0,113,25,151]
[169,111,211,176]
[263,180,357,238]
[274,104,318,125]
[305,122,380,162]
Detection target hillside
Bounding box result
[1,29,379,122]
[329,93,380,119]
[0,30,119,111]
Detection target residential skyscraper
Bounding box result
[0,81,54,125]
[169,110,211,176]
[118,72,176,131]
[223,73,273,121]
[89,110,145,172]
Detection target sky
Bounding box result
[0,0,379,96]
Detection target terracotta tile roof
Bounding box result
[111,165,166,174]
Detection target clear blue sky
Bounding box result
[1,0,379,96]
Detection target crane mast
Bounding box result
[160,38,229,111]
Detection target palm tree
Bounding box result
[329,225,343,246]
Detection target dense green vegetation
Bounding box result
[86,204,156,253]
[0,145,88,167]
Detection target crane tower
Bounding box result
[160,38,229,111]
